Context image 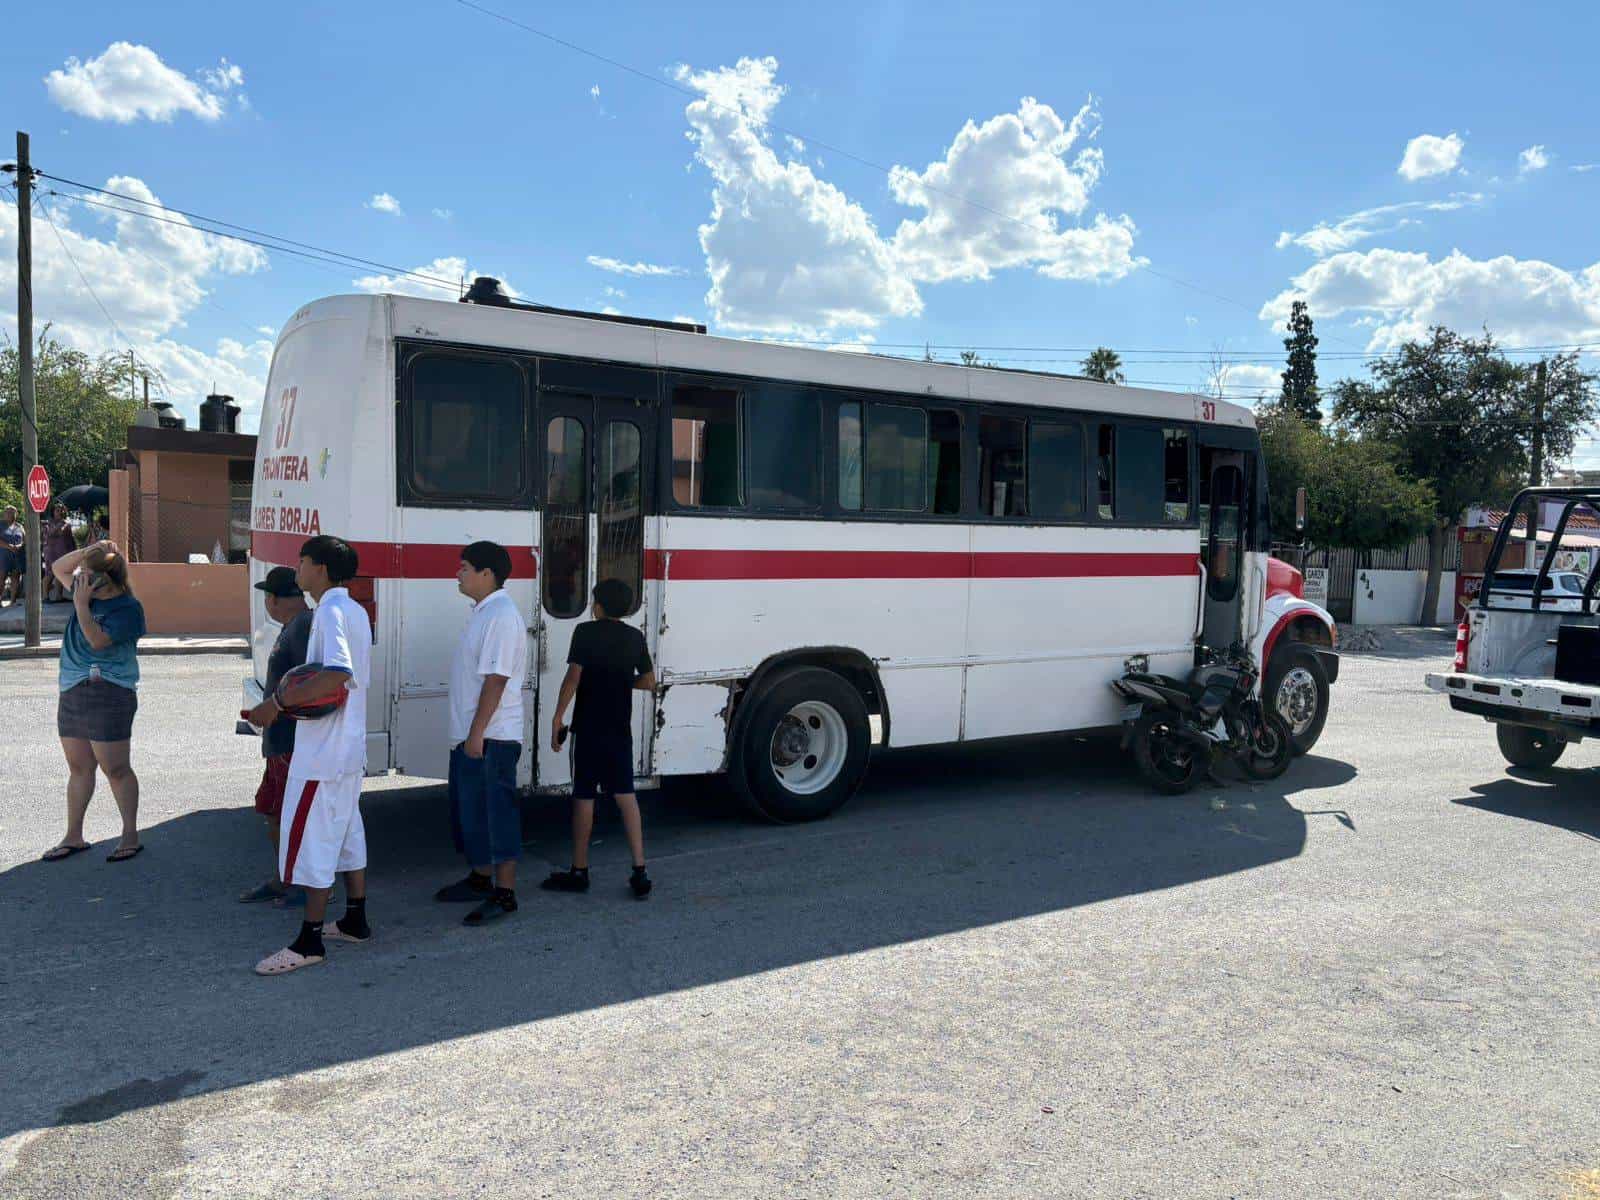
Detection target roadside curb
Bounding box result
[0,640,248,661]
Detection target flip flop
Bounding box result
[322,920,371,944]
[253,946,325,976]
[41,843,91,862]
[239,882,287,904]
[106,845,144,863]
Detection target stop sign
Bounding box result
[26,465,50,514]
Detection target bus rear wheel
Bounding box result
[732,667,871,823]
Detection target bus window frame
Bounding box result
[664,373,747,514]
[394,343,534,511]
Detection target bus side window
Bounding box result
[838,401,863,511]
[929,410,962,515]
[404,353,526,505]
[980,414,1027,517]
[671,385,741,507]
[1027,421,1082,519]
[1116,425,1166,524]
[542,416,587,619]
[1096,424,1115,520]
[864,403,928,512]
[748,384,820,509]
[597,420,642,616]
[1163,427,1192,522]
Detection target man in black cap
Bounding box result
[239,566,314,905]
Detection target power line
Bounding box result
[37,176,471,297]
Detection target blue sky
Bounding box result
[3,0,1598,450]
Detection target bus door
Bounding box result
[1198,437,1250,650]
[533,360,658,789]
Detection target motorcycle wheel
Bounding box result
[1241,707,1294,780]
[1131,712,1206,794]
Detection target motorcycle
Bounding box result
[1110,644,1293,794]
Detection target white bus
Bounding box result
[246,284,1338,821]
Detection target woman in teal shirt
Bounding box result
[42,540,147,863]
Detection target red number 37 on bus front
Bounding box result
[273,386,298,449]
[1199,399,1217,422]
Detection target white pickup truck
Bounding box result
[1425,487,1600,768]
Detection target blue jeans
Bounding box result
[449,740,522,866]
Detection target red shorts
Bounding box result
[254,754,292,816]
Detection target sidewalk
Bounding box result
[0,598,73,637]
[0,634,248,660]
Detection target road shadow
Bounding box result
[1452,768,1600,841]
[0,733,1353,1147]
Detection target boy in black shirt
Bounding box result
[543,578,656,898]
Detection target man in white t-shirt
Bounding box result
[434,541,527,925]
[255,535,374,976]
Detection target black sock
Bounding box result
[290,920,324,957]
[340,897,370,935]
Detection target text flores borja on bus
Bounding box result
[243,281,1337,822]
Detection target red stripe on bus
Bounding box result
[253,533,1195,582]
[251,532,538,579]
[648,549,1198,581]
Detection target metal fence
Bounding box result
[1271,534,1458,623]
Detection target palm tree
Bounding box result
[1081,347,1124,384]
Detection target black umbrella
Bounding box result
[56,484,109,514]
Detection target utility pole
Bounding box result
[15,132,41,647]
[1524,358,1548,569]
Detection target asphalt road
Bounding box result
[1,634,1597,1199]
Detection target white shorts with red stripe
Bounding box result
[279,769,366,889]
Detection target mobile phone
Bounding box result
[555,725,569,748]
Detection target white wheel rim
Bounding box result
[1276,667,1318,737]
[769,700,848,795]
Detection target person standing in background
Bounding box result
[42,503,76,603]
[239,566,314,906]
[0,506,24,606]
[434,541,526,926]
[254,535,373,977]
[41,541,147,863]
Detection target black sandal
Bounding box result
[41,843,91,862]
[106,845,145,863]
[539,868,590,893]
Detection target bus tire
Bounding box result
[1266,643,1329,756]
[731,667,871,823]
[1496,724,1566,769]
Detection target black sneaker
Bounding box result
[539,868,590,893]
[435,873,492,902]
[629,866,652,900]
[464,891,518,926]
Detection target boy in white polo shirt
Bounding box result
[434,541,527,925]
[255,535,374,976]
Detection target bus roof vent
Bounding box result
[458,276,706,335]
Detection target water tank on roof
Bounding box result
[199,393,236,433]
[150,401,185,431]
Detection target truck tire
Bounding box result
[1266,643,1329,756]
[730,667,872,823]
[1495,724,1566,769]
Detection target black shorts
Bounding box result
[58,678,138,742]
[571,733,634,799]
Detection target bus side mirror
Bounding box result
[1294,487,1307,534]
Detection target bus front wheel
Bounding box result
[731,666,872,823]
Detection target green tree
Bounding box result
[959,349,995,368]
[1279,300,1321,421]
[0,331,147,498]
[1529,351,1599,481]
[1332,327,1596,624]
[1080,347,1124,384]
[1258,402,1433,551]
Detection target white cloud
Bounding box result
[45,43,244,123]
[785,135,806,155]
[670,314,698,326]
[589,85,601,99]
[1215,363,1280,398]
[352,256,515,300]
[1184,315,1199,327]
[1573,164,1598,174]
[585,255,688,277]
[889,95,1143,284]
[366,192,402,215]
[431,207,453,220]
[674,57,1141,337]
[602,285,627,299]
[1260,247,1600,350]
[1398,132,1464,182]
[1519,144,1550,174]
[0,177,273,426]
[1275,193,1485,256]
[675,56,920,337]
[255,325,276,336]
